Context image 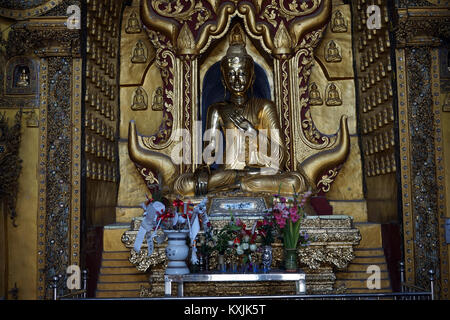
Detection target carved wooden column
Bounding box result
[5,19,82,299]
[395,4,450,299]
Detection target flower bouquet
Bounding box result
[269,190,312,272]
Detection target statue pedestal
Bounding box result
[121,214,361,295]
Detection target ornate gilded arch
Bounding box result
[133,0,344,193]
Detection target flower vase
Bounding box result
[261,245,273,273]
[164,229,190,275]
[284,248,298,272]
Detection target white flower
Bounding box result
[242,243,249,250]
[243,235,250,242]
[228,240,234,246]
[236,247,244,255]
[250,244,257,252]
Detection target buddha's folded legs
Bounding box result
[240,172,308,195]
[173,169,239,197]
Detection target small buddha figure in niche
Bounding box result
[16,68,30,87]
[131,87,148,110]
[125,11,141,33]
[131,40,147,63]
[309,82,323,106]
[326,83,342,106]
[128,24,350,197]
[325,40,342,63]
[152,87,164,111]
[331,10,347,33]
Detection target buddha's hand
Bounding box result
[229,111,258,137]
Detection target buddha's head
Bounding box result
[220,24,254,97]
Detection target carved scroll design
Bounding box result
[317,169,338,193]
[280,59,292,169]
[151,0,211,30]
[141,32,176,150]
[142,0,331,57]
[269,0,322,21]
[296,47,333,150]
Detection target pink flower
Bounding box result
[290,212,300,223]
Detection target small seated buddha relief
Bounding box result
[326,83,343,106]
[309,82,323,106]
[325,40,342,63]
[131,87,148,111]
[131,40,147,63]
[331,10,347,33]
[125,10,142,34]
[151,87,164,111]
[16,67,30,87]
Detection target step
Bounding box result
[97,273,148,283]
[342,262,388,273]
[99,266,140,275]
[101,251,130,260]
[335,270,389,280]
[96,281,149,291]
[95,290,141,298]
[354,223,383,249]
[101,259,135,267]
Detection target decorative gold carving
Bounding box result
[151,0,211,30]
[276,0,322,21]
[317,169,338,193]
[273,21,293,57]
[141,0,331,57]
[177,23,196,56]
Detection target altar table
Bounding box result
[164,271,306,297]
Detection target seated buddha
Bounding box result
[128,25,350,198]
[17,68,29,87]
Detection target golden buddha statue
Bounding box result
[17,68,29,87]
[131,87,148,111]
[325,40,342,63]
[151,87,164,111]
[331,10,347,33]
[125,11,142,34]
[326,83,342,106]
[128,25,350,197]
[309,82,323,106]
[131,41,147,63]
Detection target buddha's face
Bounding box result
[221,56,254,96]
